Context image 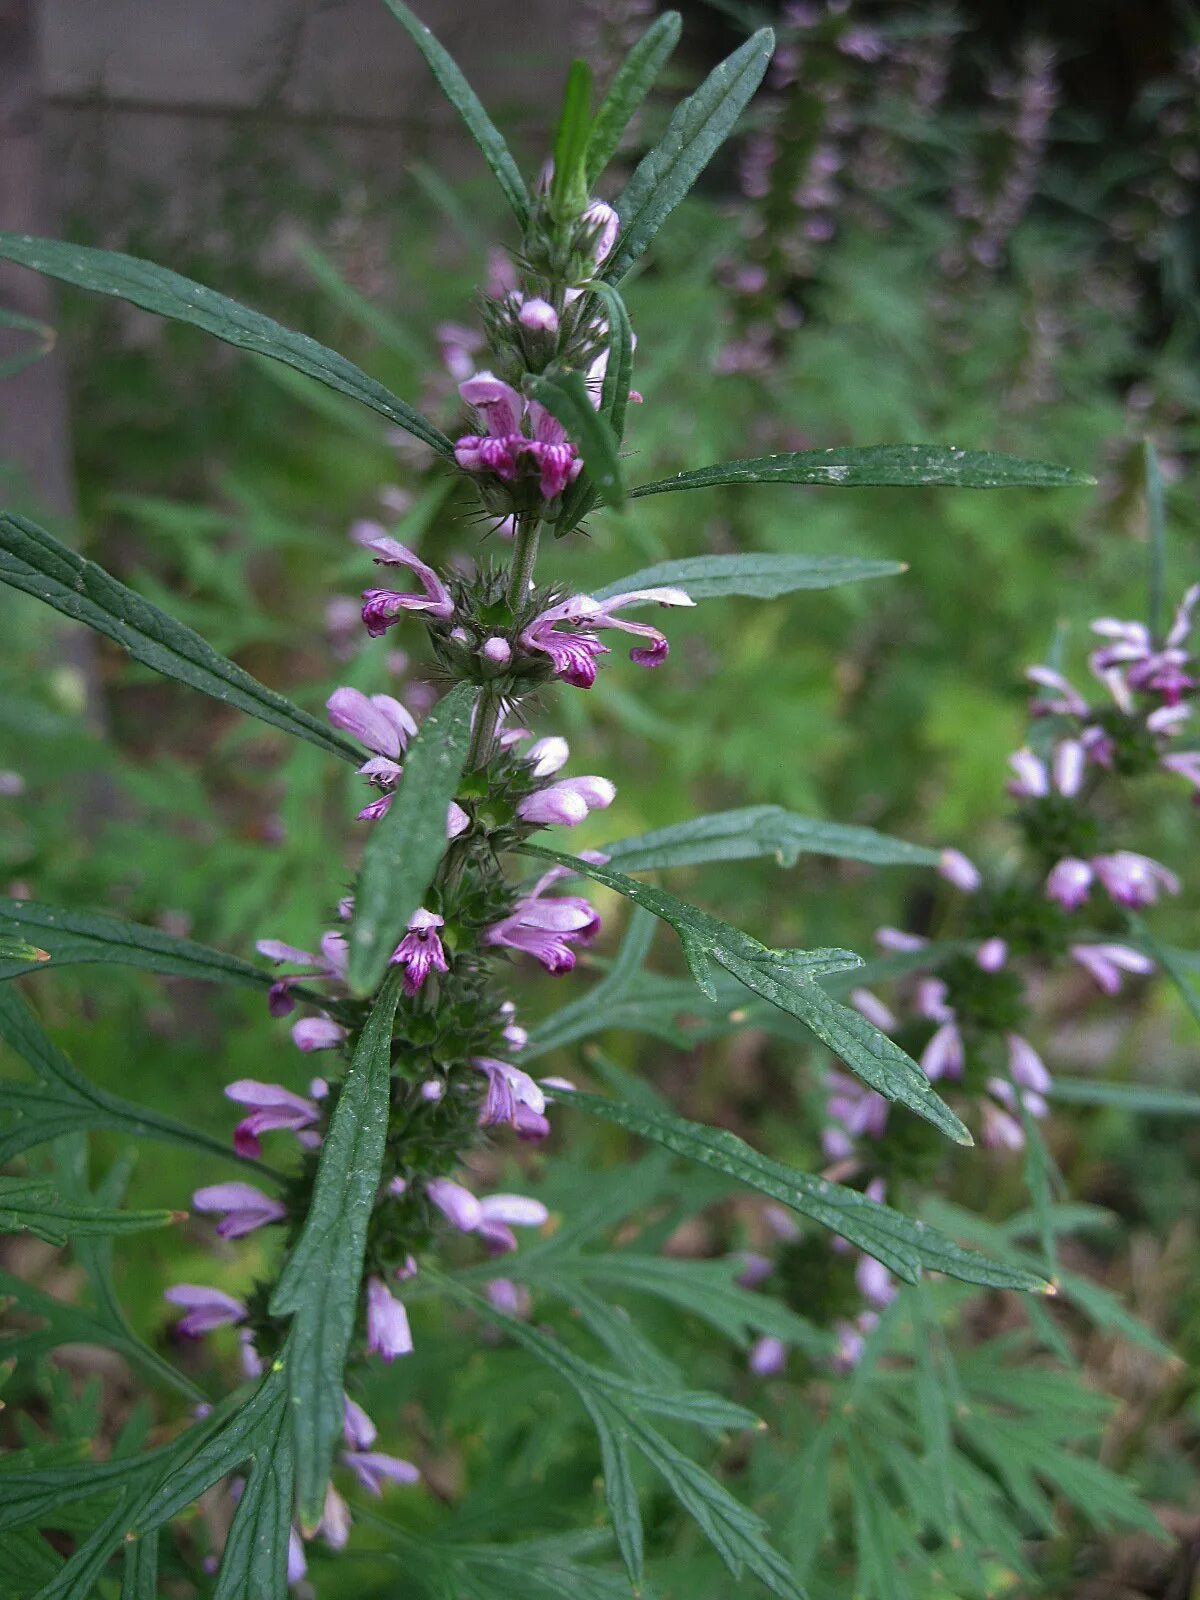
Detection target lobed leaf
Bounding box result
[630,445,1096,497]
[602,803,941,871]
[0,513,362,765]
[0,1177,180,1247]
[596,551,905,600]
[270,974,404,1526]
[0,232,453,456]
[347,681,475,994]
[0,983,251,1171]
[606,29,775,283]
[585,11,682,184]
[529,369,625,509]
[380,1,530,228]
[561,1090,1048,1293]
[521,845,971,1143]
[213,1392,295,1600]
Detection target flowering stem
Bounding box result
[506,511,543,610]
[466,685,501,771]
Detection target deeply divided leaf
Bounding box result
[602,804,941,871]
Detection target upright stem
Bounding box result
[466,685,500,771]
[506,510,543,609]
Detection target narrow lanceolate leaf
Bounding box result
[214,1387,296,1600]
[1049,1077,1200,1115]
[0,1177,180,1247]
[521,845,971,1144]
[0,896,301,993]
[629,445,1096,497]
[551,62,594,218]
[596,551,904,601]
[0,233,453,457]
[347,681,475,994]
[121,1532,157,1600]
[0,303,55,380]
[603,804,940,872]
[0,513,362,764]
[606,29,775,283]
[0,936,48,964]
[585,11,682,183]
[381,1,530,228]
[270,974,404,1527]
[0,983,249,1169]
[529,369,625,509]
[563,1091,1048,1293]
[552,283,633,538]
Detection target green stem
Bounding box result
[506,510,543,609]
[466,685,500,771]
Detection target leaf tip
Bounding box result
[1042,1277,1060,1297]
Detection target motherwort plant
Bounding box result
[0,7,1097,1596]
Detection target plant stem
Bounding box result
[506,510,543,609]
[466,685,500,771]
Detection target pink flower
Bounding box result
[357,530,454,636]
[192,1181,286,1239]
[749,1335,787,1376]
[389,907,449,996]
[365,1276,413,1361]
[1069,942,1154,994]
[938,848,981,893]
[164,1284,246,1337]
[326,687,416,760]
[472,1057,549,1139]
[1045,856,1093,910]
[343,1396,377,1451]
[848,987,897,1032]
[518,297,559,333]
[875,926,928,953]
[981,1099,1025,1150]
[1092,850,1180,908]
[976,937,1008,972]
[426,1176,483,1232]
[1006,1033,1051,1094]
[318,1484,352,1550]
[519,588,695,688]
[855,1253,897,1309]
[455,372,583,501]
[342,1451,420,1497]
[582,200,620,265]
[1026,664,1088,717]
[920,1021,964,1081]
[474,1193,550,1255]
[291,1016,347,1053]
[517,774,616,827]
[485,868,600,974]
[525,735,570,776]
[224,1080,321,1158]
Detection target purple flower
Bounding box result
[389,907,449,996]
[1045,856,1093,910]
[164,1284,246,1337]
[342,1451,420,1497]
[582,200,620,266]
[915,977,954,1023]
[824,1069,888,1153]
[938,848,981,893]
[473,1057,549,1139]
[224,1080,321,1158]
[327,687,416,759]
[848,987,897,1032]
[517,774,616,827]
[318,1484,352,1550]
[485,868,600,974]
[519,588,695,689]
[734,1251,774,1289]
[358,531,454,637]
[526,735,570,777]
[1092,851,1180,908]
[343,1395,377,1451]
[981,1099,1025,1150]
[455,372,583,501]
[1006,1033,1051,1094]
[426,1176,483,1232]
[486,1277,531,1317]
[365,1276,413,1361]
[192,1182,286,1239]
[518,297,559,333]
[875,926,928,953]
[1162,750,1200,790]
[291,1015,347,1053]
[855,1253,897,1309]
[1069,942,1155,994]
[749,1335,787,1377]
[1026,664,1087,717]
[475,1193,550,1255]
[288,1528,307,1584]
[921,1020,965,1081]
[481,636,512,668]
[976,937,1008,972]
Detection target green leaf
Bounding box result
[436,1272,804,1600]
[380,1,530,228]
[0,982,251,1171]
[0,303,55,381]
[629,445,1097,497]
[270,973,404,1527]
[560,1091,1048,1293]
[0,233,453,457]
[596,552,906,600]
[0,512,361,765]
[529,370,625,509]
[0,896,304,994]
[347,681,475,994]
[120,1533,156,1600]
[1048,1076,1200,1115]
[521,845,971,1143]
[214,1389,295,1600]
[606,29,775,283]
[585,11,682,184]
[551,62,594,219]
[602,804,941,871]
[0,1177,180,1247]
[1127,916,1200,1031]
[0,937,49,964]
[551,283,631,538]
